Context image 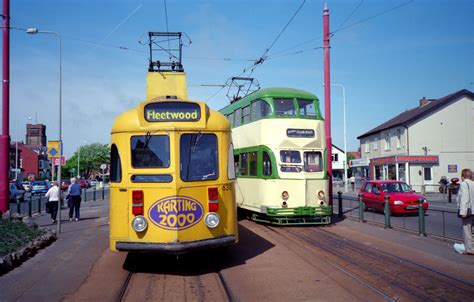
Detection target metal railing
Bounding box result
[334,192,462,240]
[9,187,110,218]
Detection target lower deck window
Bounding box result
[180,134,218,181]
[304,151,323,172]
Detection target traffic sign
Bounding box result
[47,141,60,158]
[52,156,65,166]
[100,164,107,170]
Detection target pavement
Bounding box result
[1,195,473,301]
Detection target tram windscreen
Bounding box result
[297,99,317,117]
[180,134,218,181]
[274,98,296,116]
[131,135,170,168]
[304,151,323,172]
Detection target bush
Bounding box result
[0,219,46,257]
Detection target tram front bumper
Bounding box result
[116,235,236,254]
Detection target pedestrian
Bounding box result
[453,169,474,255]
[350,175,356,192]
[67,177,82,221]
[45,181,60,223]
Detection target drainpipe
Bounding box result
[403,125,410,185]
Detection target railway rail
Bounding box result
[262,224,474,301]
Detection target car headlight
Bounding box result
[204,213,220,228]
[394,200,404,205]
[131,216,148,233]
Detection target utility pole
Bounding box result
[0,0,10,214]
[323,3,333,209]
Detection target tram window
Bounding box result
[131,135,170,168]
[234,109,242,127]
[227,113,234,126]
[262,151,272,176]
[180,134,218,181]
[110,144,122,182]
[242,106,251,124]
[240,153,248,175]
[297,99,317,117]
[274,98,296,116]
[228,143,236,180]
[234,154,240,175]
[303,151,323,172]
[251,100,272,121]
[280,150,301,164]
[249,152,257,176]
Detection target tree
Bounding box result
[346,153,356,177]
[62,143,109,179]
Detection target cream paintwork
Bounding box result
[232,118,328,213]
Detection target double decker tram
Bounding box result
[220,87,331,225]
[109,32,238,253]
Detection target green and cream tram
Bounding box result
[219,87,331,225]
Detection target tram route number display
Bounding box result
[144,101,201,122]
[287,128,315,138]
[148,196,204,230]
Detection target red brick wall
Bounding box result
[18,144,39,179]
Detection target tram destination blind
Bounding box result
[145,102,201,122]
[286,129,315,138]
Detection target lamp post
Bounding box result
[27,28,62,233]
[77,140,87,178]
[326,83,347,192]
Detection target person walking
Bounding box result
[67,177,82,221]
[350,175,356,191]
[454,169,474,255]
[45,181,60,223]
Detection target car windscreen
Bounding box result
[131,134,170,168]
[381,182,413,193]
[180,133,218,181]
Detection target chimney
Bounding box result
[419,97,431,107]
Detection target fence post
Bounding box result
[358,193,364,222]
[384,195,391,229]
[28,195,32,217]
[102,187,105,200]
[421,184,426,195]
[93,188,96,201]
[418,198,426,236]
[16,199,20,215]
[448,187,452,203]
[84,189,88,202]
[38,196,42,214]
[337,191,343,218]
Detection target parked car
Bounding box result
[89,179,98,187]
[359,180,429,214]
[61,180,71,191]
[78,179,90,188]
[30,181,50,195]
[9,183,25,203]
[21,181,31,192]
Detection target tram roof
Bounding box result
[111,99,230,134]
[220,87,319,114]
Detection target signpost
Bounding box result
[100,163,106,188]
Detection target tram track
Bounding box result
[264,224,474,301]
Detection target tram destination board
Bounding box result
[145,102,201,122]
[286,128,315,138]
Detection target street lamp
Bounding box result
[27,28,63,233]
[77,140,87,178]
[324,83,347,192]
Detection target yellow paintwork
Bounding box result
[110,72,237,251]
[146,71,188,101]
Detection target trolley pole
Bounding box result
[323,3,333,209]
[0,0,11,215]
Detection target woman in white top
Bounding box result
[45,181,60,223]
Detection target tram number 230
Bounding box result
[222,184,232,191]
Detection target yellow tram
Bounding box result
[109,34,238,253]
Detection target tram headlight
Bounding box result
[281,191,289,201]
[317,191,325,199]
[204,213,220,229]
[132,216,148,233]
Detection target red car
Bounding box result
[359,180,429,214]
[77,179,89,188]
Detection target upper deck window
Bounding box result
[297,99,317,117]
[180,134,218,181]
[251,100,271,121]
[242,106,251,124]
[280,150,301,164]
[227,113,234,126]
[274,98,296,117]
[131,135,170,168]
[234,108,242,127]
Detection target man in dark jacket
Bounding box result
[67,178,82,221]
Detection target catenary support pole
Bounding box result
[323,3,333,211]
[0,0,10,214]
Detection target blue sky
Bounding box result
[3,0,474,157]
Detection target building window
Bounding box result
[384,133,391,150]
[332,153,339,162]
[373,138,378,150]
[397,129,401,149]
[365,140,370,153]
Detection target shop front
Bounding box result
[369,155,439,191]
[349,158,370,189]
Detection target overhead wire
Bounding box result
[163,0,172,60]
[333,0,364,33]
